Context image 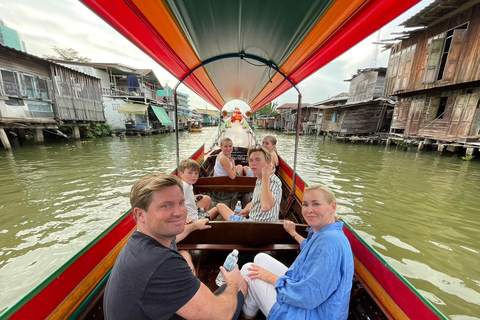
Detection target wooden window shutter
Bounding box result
[423,39,444,84]
[442,29,466,81]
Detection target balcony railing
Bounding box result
[102,86,157,100]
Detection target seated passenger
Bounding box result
[103,173,246,320]
[262,135,279,173]
[178,159,218,222]
[214,138,245,178]
[240,185,354,319]
[209,146,281,222]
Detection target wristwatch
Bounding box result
[292,233,299,239]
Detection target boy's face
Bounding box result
[249,151,269,175]
[179,168,199,185]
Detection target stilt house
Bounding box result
[384,0,480,149]
[320,68,394,137]
[0,45,104,149]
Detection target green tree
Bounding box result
[43,46,92,62]
[256,101,278,117]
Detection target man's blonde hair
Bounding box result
[130,174,183,214]
[178,159,200,173]
[247,146,272,163]
[304,184,336,204]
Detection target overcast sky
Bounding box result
[0,0,434,112]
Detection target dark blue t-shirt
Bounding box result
[104,231,201,320]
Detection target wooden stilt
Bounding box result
[0,128,12,150]
[73,125,81,140]
[34,128,44,143]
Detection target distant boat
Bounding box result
[188,120,202,132]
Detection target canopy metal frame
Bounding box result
[173,53,303,196]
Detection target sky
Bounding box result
[0,0,434,112]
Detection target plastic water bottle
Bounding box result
[234,201,242,214]
[215,249,239,287]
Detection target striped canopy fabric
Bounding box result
[80,0,420,111]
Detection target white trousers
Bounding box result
[240,253,288,317]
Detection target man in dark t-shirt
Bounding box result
[104,174,246,320]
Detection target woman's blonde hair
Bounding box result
[304,184,336,204]
[219,137,233,147]
[264,135,277,147]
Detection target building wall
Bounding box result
[392,88,480,139]
[0,22,26,52]
[340,104,390,135]
[347,70,386,104]
[321,109,343,133]
[103,97,130,129]
[385,3,480,96]
[0,47,55,122]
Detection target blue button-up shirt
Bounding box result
[268,222,354,320]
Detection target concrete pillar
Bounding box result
[0,128,12,150]
[72,125,81,140]
[386,138,392,146]
[34,128,44,143]
[437,144,445,152]
[466,148,475,156]
[418,141,425,151]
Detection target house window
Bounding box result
[24,75,36,98]
[1,70,20,96]
[37,79,50,100]
[424,24,467,83]
[332,111,338,122]
[437,97,448,119]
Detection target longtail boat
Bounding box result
[0,0,450,319]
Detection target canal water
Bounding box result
[0,127,479,318]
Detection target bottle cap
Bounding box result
[232,249,239,256]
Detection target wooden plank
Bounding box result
[178,221,309,246]
[193,176,256,193]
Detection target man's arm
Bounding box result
[176,219,210,243]
[260,164,276,212]
[176,265,246,320]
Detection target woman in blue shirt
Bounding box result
[240,184,354,319]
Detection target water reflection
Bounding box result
[0,128,479,318]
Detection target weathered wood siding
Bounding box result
[340,104,390,135]
[385,3,480,95]
[395,88,480,139]
[347,69,386,104]
[51,65,105,122]
[321,109,343,133]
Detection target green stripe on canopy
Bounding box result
[151,106,173,126]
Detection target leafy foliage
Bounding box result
[255,102,278,117]
[83,124,113,139]
[43,46,92,62]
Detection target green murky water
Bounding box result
[0,127,479,318]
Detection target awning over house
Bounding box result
[151,105,173,126]
[118,103,148,114]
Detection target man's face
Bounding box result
[180,168,199,185]
[135,185,187,245]
[249,151,268,175]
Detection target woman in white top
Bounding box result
[214,138,245,179]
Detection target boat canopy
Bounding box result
[80,0,420,111]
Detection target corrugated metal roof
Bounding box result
[276,103,310,110]
[401,0,477,28]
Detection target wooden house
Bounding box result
[0,45,104,150]
[384,0,480,153]
[320,69,394,137]
[276,103,310,132]
[53,61,163,131]
[311,93,348,135]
